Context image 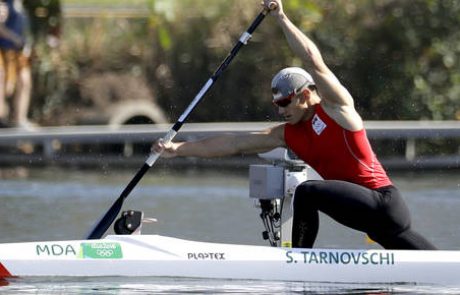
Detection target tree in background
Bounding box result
[23,0,64,122]
[21,0,460,124]
[144,0,460,122]
[23,0,61,44]
[312,0,460,121]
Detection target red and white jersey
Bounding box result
[284,104,392,189]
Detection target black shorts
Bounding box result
[292,180,436,250]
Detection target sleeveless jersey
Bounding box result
[284,104,392,189]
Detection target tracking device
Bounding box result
[249,148,322,247]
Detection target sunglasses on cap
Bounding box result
[272,82,314,108]
[272,93,297,107]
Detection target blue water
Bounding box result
[0,167,459,294]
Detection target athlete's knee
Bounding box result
[293,180,323,207]
[295,180,323,196]
[369,227,437,250]
[367,219,411,242]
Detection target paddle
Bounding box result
[86,6,273,240]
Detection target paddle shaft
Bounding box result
[86,8,270,240]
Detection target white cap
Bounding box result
[271,67,315,101]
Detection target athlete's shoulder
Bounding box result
[320,101,363,131]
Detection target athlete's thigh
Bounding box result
[296,180,382,231]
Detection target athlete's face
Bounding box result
[276,91,314,125]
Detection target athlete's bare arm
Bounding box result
[263,0,363,131]
[152,124,286,158]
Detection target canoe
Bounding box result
[1,234,459,286]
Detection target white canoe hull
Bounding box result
[1,234,459,285]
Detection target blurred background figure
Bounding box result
[0,0,34,129]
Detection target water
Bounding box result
[4,277,460,295]
[0,167,459,294]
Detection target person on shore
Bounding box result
[151,0,436,250]
[0,0,34,129]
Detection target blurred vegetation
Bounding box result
[23,0,460,125]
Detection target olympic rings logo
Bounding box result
[96,249,114,257]
[80,242,123,259]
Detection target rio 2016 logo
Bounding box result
[80,243,123,259]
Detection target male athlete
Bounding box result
[152,0,436,250]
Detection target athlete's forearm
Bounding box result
[174,135,241,158]
[175,128,285,158]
